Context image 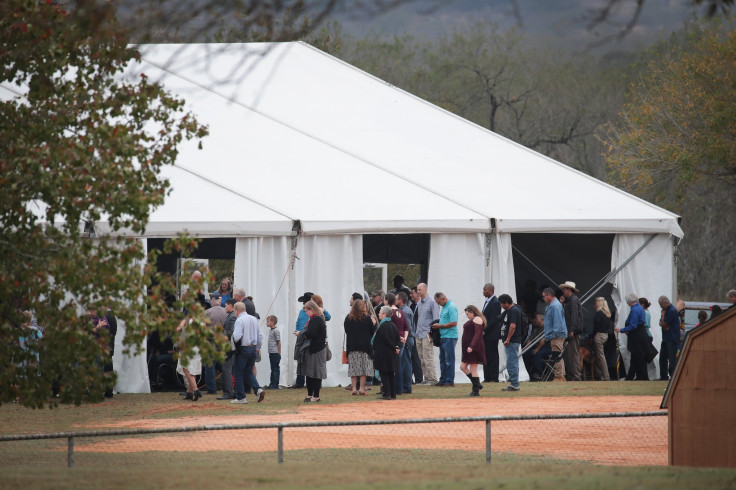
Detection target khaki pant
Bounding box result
[564,333,581,381]
[550,337,566,380]
[416,336,438,383]
[593,332,610,381]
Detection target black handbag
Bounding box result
[637,324,659,363]
[430,320,442,347]
[644,337,659,363]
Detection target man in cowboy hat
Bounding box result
[559,281,583,381]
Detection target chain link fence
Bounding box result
[0,411,667,468]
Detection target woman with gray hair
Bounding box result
[373,305,400,400]
[615,293,649,380]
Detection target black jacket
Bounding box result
[223,311,237,339]
[372,320,400,373]
[303,315,327,354]
[344,315,375,356]
[482,296,502,340]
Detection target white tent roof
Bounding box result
[145,165,293,237]
[131,42,683,237]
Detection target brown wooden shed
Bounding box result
[661,305,736,467]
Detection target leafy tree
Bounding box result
[1,1,420,408]
[0,0,211,407]
[340,24,620,178]
[603,19,736,299]
[604,20,736,194]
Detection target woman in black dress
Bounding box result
[344,299,376,395]
[373,306,400,400]
[460,305,486,397]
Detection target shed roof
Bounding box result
[661,306,736,408]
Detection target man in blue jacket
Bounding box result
[616,293,649,380]
[542,287,567,381]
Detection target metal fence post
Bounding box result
[277,426,284,464]
[485,420,491,464]
[68,436,74,468]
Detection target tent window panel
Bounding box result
[148,238,236,276]
[511,233,617,331]
[363,234,429,288]
[362,234,429,264]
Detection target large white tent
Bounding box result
[73,42,685,391]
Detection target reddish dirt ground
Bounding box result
[75,396,667,465]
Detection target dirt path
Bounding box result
[76,396,667,465]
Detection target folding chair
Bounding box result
[540,339,568,382]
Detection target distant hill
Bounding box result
[325,0,696,53]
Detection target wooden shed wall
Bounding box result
[669,312,736,467]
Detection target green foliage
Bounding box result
[0,0,211,407]
[604,19,736,194]
[602,19,736,299]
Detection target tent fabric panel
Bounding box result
[428,233,528,384]
[485,232,517,305]
[112,319,151,393]
[290,234,364,386]
[233,236,292,388]
[112,240,151,394]
[611,234,675,380]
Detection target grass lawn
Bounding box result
[2,448,735,490]
[2,381,734,489]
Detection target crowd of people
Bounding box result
[142,275,736,403]
[16,260,733,404]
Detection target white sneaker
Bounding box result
[257,388,265,403]
[231,398,248,404]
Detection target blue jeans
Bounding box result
[401,336,414,393]
[439,337,457,385]
[659,341,678,379]
[234,345,260,400]
[269,352,281,387]
[533,343,552,377]
[221,354,235,396]
[204,363,217,393]
[505,342,520,388]
[395,343,406,394]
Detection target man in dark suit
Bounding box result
[481,283,502,383]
